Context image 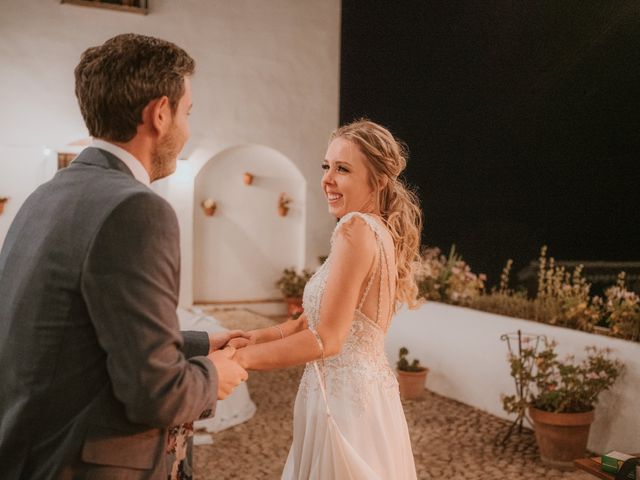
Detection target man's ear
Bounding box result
[143,96,172,135]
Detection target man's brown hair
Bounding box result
[75,33,195,142]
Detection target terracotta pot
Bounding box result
[397,368,428,400]
[202,205,217,216]
[529,406,595,470]
[243,172,254,185]
[0,201,6,215]
[284,296,303,316]
[278,205,289,217]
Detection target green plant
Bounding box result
[415,245,485,305]
[471,249,604,334]
[275,268,313,298]
[414,244,640,343]
[396,347,426,372]
[468,291,537,320]
[534,246,603,332]
[502,339,623,415]
[604,272,640,342]
[468,259,537,319]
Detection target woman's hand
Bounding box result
[207,346,248,399]
[226,329,260,349]
[208,330,251,353]
[225,313,309,351]
[231,346,250,370]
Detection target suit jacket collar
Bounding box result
[72,147,135,178]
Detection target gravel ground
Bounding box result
[194,308,592,480]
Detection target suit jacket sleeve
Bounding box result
[181,330,210,358]
[81,191,217,427]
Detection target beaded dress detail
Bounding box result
[282,212,417,480]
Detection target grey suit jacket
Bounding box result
[0,148,217,479]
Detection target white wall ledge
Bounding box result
[385,301,640,453]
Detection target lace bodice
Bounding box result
[299,212,398,409]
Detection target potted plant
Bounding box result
[0,197,8,215]
[278,193,292,217]
[396,347,429,400]
[502,339,624,469]
[275,268,313,316]
[201,199,217,217]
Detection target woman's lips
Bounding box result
[327,193,343,204]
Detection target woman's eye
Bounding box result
[338,166,349,173]
[321,164,329,170]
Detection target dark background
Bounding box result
[340,1,640,287]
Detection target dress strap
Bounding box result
[312,362,332,416]
[357,243,380,312]
[309,327,331,415]
[333,212,392,327]
[351,215,384,314]
[378,239,393,331]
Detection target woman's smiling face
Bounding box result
[321,136,378,219]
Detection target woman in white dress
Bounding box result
[231,119,422,479]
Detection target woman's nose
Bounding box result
[323,170,335,185]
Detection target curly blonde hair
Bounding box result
[331,119,423,309]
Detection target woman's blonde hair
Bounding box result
[331,119,423,309]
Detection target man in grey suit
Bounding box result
[0,34,249,479]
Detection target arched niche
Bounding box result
[193,144,306,303]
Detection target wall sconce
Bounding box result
[278,193,292,217]
[243,172,254,185]
[0,197,8,215]
[201,199,217,217]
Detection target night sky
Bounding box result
[340,1,640,285]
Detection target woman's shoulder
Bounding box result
[331,212,378,251]
[336,211,382,231]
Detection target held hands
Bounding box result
[208,330,251,354]
[207,346,248,400]
[225,312,309,350]
[226,330,260,349]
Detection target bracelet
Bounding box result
[271,324,284,340]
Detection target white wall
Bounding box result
[192,144,306,303]
[385,302,640,454]
[0,0,340,278]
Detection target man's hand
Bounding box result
[207,346,248,400]
[208,330,251,354]
[226,330,260,349]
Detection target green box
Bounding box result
[602,451,636,479]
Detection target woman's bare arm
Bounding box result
[234,217,376,370]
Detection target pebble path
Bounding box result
[193,309,592,480]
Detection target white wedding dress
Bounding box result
[282,212,417,479]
